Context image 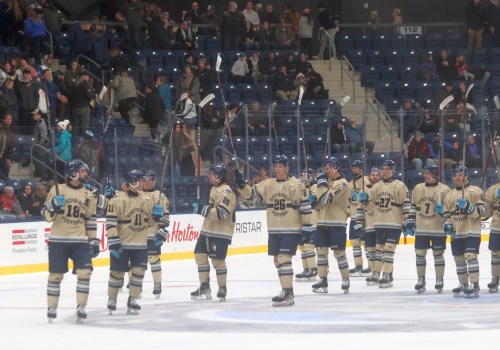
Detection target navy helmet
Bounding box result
[453,165,468,178]
[64,159,88,178]
[325,156,340,169]
[381,159,396,171]
[423,163,439,178]
[144,169,156,180]
[125,169,144,184]
[301,168,314,176]
[351,159,363,168]
[370,166,381,175]
[272,154,289,167]
[209,163,227,179]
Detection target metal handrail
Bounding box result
[212,145,259,174]
[45,30,53,57]
[366,96,394,152]
[340,55,356,104]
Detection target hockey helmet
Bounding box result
[325,156,340,170]
[209,163,227,179]
[452,165,468,178]
[144,169,156,180]
[370,166,380,175]
[422,163,439,178]
[125,169,144,184]
[381,159,396,171]
[351,159,363,168]
[301,168,314,177]
[64,159,89,178]
[272,154,289,167]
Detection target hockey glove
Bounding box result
[154,228,169,247]
[403,218,416,237]
[84,183,98,195]
[496,187,500,198]
[104,185,115,199]
[307,194,317,209]
[46,195,65,214]
[193,202,210,217]
[353,221,365,240]
[316,172,328,188]
[89,238,100,259]
[152,204,164,221]
[443,222,455,236]
[234,170,246,189]
[457,197,475,214]
[358,191,368,204]
[434,203,444,215]
[351,191,358,201]
[108,237,123,259]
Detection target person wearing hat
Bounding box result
[55,120,72,162]
[68,70,95,136]
[74,130,102,178]
[230,53,251,84]
[182,53,198,73]
[175,19,198,50]
[32,108,50,182]
[14,67,40,134]
[0,78,19,123]
[109,69,137,126]
[368,10,380,34]
[314,3,337,60]
[0,114,14,180]
[344,119,375,154]
[299,8,314,59]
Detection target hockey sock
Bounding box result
[212,259,227,287]
[415,249,427,277]
[433,250,445,277]
[334,250,349,279]
[304,243,317,269]
[374,244,384,273]
[465,252,479,284]
[277,254,293,289]
[366,247,376,270]
[47,273,64,309]
[195,253,210,283]
[299,245,308,270]
[351,239,363,267]
[316,247,329,278]
[454,255,468,284]
[129,267,145,298]
[108,271,125,299]
[148,255,162,284]
[76,269,91,307]
[382,243,397,274]
[492,250,500,278]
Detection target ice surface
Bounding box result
[0,244,498,349]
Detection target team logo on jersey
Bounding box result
[270,192,291,217]
[377,192,395,214]
[416,197,437,220]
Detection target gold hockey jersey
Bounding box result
[200,183,236,241]
[43,183,97,243]
[308,183,319,227]
[443,185,485,238]
[348,175,370,218]
[369,178,410,230]
[106,191,155,249]
[316,176,350,227]
[142,189,170,238]
[238,176,312,234]
[484,184,500,234]
[411,182,450,236]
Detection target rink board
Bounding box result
[0,211,492,275]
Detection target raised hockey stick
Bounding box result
[465,83,474,102]
[157,127,172,205]
[91,87,114,174]
[297,86,308,178]
[324,96,350,158]
[480,97,500,187]
[195,93,215,200]
[437,95,455,179]
[50,127,59,194]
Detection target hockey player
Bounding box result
[106,169,168,315]
[312,156,351,294]
[484,180,500,293]
[359,167,380,284]
[234,154,312,306]
[347,160,371,277]
[42,159,98,323]
[443,166,485,297]
[142,170,170,298]
[360,159,411,288]
[191,163,236,301]
[410,164,450,294]
[296,168,318,282]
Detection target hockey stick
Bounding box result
[91,87,114,174]
[437,95,455,178]
[297,86,308,178]
[480,96,500,187]
[324,96,350,158]
[465,83,474,102]
[157,127,172,205]
[195,93,215,200]
[50,127,59,194]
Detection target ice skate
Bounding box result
[360,266,372,277]
[366,271,379,286]
[341,278,350,294]
[435,277,444,293]
[349,265,362,277]
[487,276,499,293]
[272,288,294,307]
[304,267,318,281]
[464,283,480,298]
[415,277,426,294]
[127,296,141,315]
[190,282,212,300]
[107,298,117,315]
[153,283,162,299]
[76,305,87,324]
[452,284,466,297]
[47,308,57,323]
[217,286,227,302]
[312,277,328,293]
[378,272,393,288]
[295,269,310,281]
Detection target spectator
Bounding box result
[241,20,260,51]
[408,131,433,172]
[247,100,268,136]
[466,0,484,48]
[434,80,455,106]
[176,90,198,136]
[465,134,482,168]
[399,98,419,141]
[256,20,276,50]
[368,10,380,34]
[445,103,463,133]
[14,68,39,134]
[64,59,83,90]
[0,78,19,124]
[253,165,270,185]
[331,120,347,153]
[392,8,403,25]
[284,53,297,75]
[33,183,47,216]
[196,57,215,100]
[260,4,280,25]
[2,0,27,47]
[73,129,101,178]
[456,101,472,132]
[418,103,439,134]
[247,51,267,85]
[485,0,500,47]
[23,6,46,64]
[454,81,472,105]
[68,71,94,135]
[315,3,337,60]
[283,2,300,38]
[182,53,198,73]
[299,9,314,59]
[55,119,72,162]
[200,103,224,161]
[65,21,90,64]
[176,19,198,50]
[156,75,172,111]
[0,186,25,217]
[18,184,38,217]
[41,68,66,124]
[428,133,454,169]
[0,114,14,180]
[305,69,328,100]
[121,0,145,50]
[230,53,251,84]
[32,108,49,182]
[445,139,464,167]
[242,1,260,27]
[275,17,298,49]
[171,121,196,176]
[272,65,297,101]
[176,66,200,105]
[437,50,457,82]
[158,14,177,50]
[456,53,475,80]
[296,52,313,76]
[110,70,137,126]
[262,50,279,80]
[344,119,375,154]
[143,84,165,139]
[182,2,201,29]
[199,5,219,36]
[220,2,245,50]
[144,2,163,50]
[419,52,439,82]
